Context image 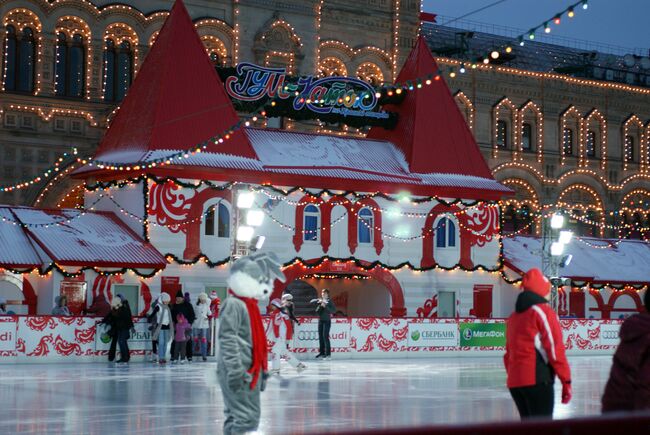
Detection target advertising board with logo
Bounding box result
[408,323,458,348]
[95,322,153,351]
[0,319,17,352]
[599,323,621,346]
[459,322,506,347]
[292,320,351,350]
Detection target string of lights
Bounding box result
[0,148,78,192]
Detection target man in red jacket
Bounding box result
[601,289,650,412]
[504,268,572,418]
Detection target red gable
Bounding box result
[92,0,256,162]
[368,36,494,180]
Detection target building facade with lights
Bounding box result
[0,0,648,321]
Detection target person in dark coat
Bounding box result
[602,290,650,412]
[171,290,195,362]
[103,298,134,364]
[504,268,572,419]
[85,294,111,318]
[314,289,336,359]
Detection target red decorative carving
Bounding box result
[53,335,82,356]
[16,338,25,353]
[27,335,54,357]
[24,317,57,331]
[58,317,77,325]
[575,335,591,350]
[377,334,397,352]
[356,318,380,331]
[392,325,408,341]
[358,333,377,352]
[587,326,600,340]
[75,326,96,344]
[416,295,438,318]
[148,181,194,233]
[463,203,500,247]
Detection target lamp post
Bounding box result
[231,186,265,259]
[541,211,573,312]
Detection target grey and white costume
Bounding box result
[217,252,285,435]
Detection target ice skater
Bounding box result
[218,252,285,435]
[152,293,173,364]
[504,268,572,419]
[314,288,336,359]
[602,289,650,412]
[193,293,211,362]
[172,313,192,364]
[103,297,133,364]
[268,296,306,375]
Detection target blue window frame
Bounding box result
[304,204,319,241]
[358,208,373,244]
[204,202,230,237]
[435,217,456,248]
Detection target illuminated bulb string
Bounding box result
[0,148,77,192]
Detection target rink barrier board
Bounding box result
[0,316,621,363]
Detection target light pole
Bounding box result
[231,186,265,259]
[541,211,573,312]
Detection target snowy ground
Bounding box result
[0,355,612,434]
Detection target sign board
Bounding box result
[459,322,506,347]
[0,319,16,352]
[291,321,350,349]
[599,323,621,346]
[95,322,153,351]
[408,322,458,347]
[225,63,389,119]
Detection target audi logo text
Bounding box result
[298,331,319,341]
[602,331,619,340]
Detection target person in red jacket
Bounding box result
[601,289,650,412]
[504,268,572,418]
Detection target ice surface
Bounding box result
[0,356,612,434]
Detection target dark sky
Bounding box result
[422,0,649,56]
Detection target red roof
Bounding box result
[92,0,256,163]
[367,36,494,179]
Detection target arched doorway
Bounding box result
[271,259,406,317]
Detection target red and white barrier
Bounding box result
[0,316,622,363]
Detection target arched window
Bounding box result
[304,204,320,241]
[209,52,221,67]
[496,120,508,149]
[204,202,230,237]
[3,25,35,92]
[103,39,133,102]
[521,123,533,151]
[356,62,384,86]
[358,208,373,243]
[586,130,597,158]
[435,216,456,248]
[55,33,84,98]
[625,135,635,163]
[562,128,574,156]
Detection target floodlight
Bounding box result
[246,209,264,227]
[236,225,254,242]
[551,241,564,256]
[560,254,573,268]
[237,192,254,209]
[559,230,573,244]
[250,235,266,251]
[550,213,564,229]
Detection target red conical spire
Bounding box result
[368,36,493,179]
[92,0,256,162]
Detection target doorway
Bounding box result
[438,291,456,318]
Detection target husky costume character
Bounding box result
[218,252,285,435]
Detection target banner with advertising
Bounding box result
[459,322,506,347]
[95,322,153,351]
[291,319,351,350]
[408,322,459,348]
[599,323,621,346]
[0,318,17,352]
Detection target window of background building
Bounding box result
[625,135,635,162]
[3,25,35,93]
[521,123,533,151]
[103,40,133,102]
[562,128,574,155]
[586,130,597,157]
[55,32,85,98]
[4,147,16,161]
[496,120,508,149]
[21,167,30,178]
[37,150,49,163]
[4,113,17,128]
[3,166,15,179]
[21,149,33,162]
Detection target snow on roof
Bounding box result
[503,235,650,284]
[6,207,166,270]
[0,207,47,269]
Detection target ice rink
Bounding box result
[0,355,612,434]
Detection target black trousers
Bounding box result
[108,330,130,362]
[186,339,193,361]
[318,320,331,356]
[509,383,554,419]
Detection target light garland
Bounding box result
[454,91,474,132]
[623,115,644,172]
[492,98,517,158]
[6,104,98,126]
[517,100,544,162]
[2,8,42,94]
[0,148,77,192]
[54,16,93,100]
[1,193,105,228]
[582,109,606,169]
[392,0,401,80]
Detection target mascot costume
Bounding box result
[218,252,285,434]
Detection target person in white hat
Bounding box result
[268,296,306,375]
